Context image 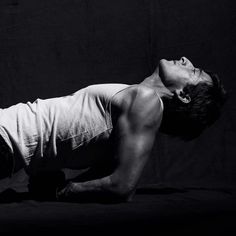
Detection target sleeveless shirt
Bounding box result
[0,83,163,175]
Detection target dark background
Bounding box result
[0,0,235,192]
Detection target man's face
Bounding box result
[159,57,212,91]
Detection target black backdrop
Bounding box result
[0,0,235,191]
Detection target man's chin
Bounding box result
[160,58,174,65]
[159,58,167,65]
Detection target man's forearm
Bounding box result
[56,175,132,202]
[59,176,112,195]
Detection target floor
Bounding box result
[0,186,235,235]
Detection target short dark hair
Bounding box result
[159,71,227,140]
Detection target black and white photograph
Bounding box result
[0,0,235,235]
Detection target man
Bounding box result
[0,57,226,202]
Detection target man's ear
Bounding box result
[176,89,191,104]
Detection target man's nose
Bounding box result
[180,57,194,68]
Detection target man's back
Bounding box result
[0,84,131,175]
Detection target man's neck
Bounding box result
[140,68,173,99]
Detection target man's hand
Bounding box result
[56,181,78,199]
[56,179,130,203]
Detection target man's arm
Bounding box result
[57,86,162,202]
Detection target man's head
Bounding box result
[158,57,227,140]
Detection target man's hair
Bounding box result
[160,71,227,140]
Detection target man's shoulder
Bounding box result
[114,84,162,110]
[111,84,163,127]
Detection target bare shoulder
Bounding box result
[112,84,161,108]
[111,84,163,129]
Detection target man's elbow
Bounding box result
[108,176,135,202]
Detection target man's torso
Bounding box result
[0,83,163,175]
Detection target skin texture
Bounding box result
[159,57,212,103]
[56,56,213,202]
[159,57,212,89]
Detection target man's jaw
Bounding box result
[158,60,165,82]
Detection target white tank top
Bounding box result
[0,84,130,173]
[0,83,163,174]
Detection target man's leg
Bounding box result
[0,136,14,180]
[28,170,66,200]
